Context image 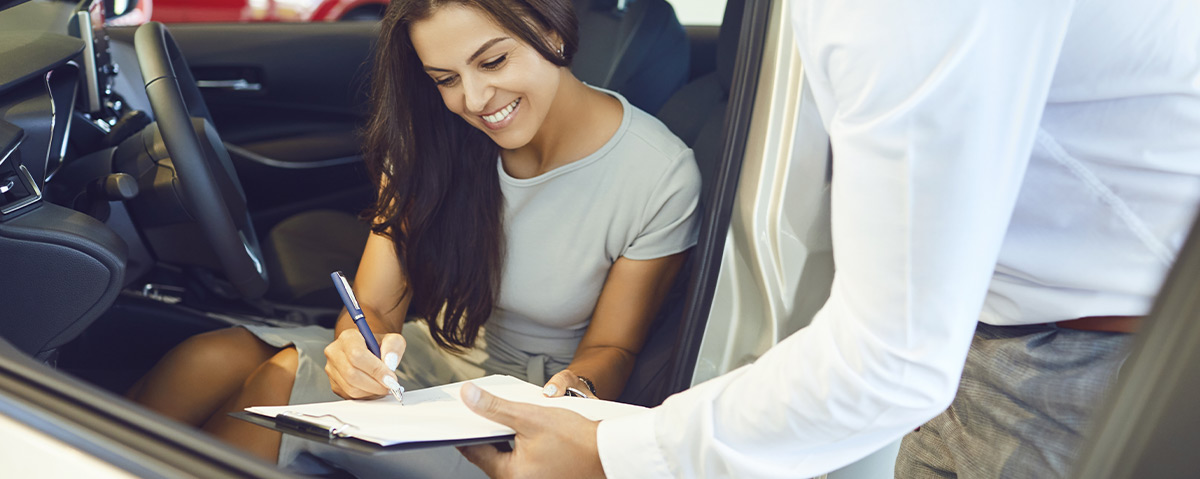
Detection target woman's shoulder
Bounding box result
[601,103,695,180]
[624,107,691,161]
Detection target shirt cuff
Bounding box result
[597,410,674,478]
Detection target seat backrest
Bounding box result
[655,0,744,202]
[617,0,746,407]
[571,0,689,114]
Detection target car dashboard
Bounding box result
[0,0,134,360]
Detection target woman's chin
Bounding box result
[487,129,534,151]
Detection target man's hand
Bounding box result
[457,382,606,479]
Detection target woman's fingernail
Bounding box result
[382,375,400,390]
[385,352,399,370]
[464,383,482,405]
[542,384,558,397]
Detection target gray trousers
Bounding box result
[896,322,1132,479]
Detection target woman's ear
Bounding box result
[545,32,564,60]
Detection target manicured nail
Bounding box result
[542,384,558,397]
[463,382,482,405]
[385,352,399,370]
[382,375,400,390]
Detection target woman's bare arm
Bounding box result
[332,231,410,337]
[546,251,688,399]
[325,229,413,399]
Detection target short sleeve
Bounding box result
[622,150,702,260]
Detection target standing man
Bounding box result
[458,0,1200,477]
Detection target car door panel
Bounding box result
[109,22,377,226]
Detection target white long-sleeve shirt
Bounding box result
[597,0,1200,477]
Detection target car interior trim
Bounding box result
[196,78,263,91]
[43,62,79,182]
[75,10,102,113]
[42,70,57,181]
[0,122,20,168]
[0,36,84,96]
[224,141,362,170]
[667,0,773,395]
[1,164,43,215]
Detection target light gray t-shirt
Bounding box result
[486,89,701,357]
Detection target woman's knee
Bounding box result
[242,347,299,404]
[170,328,277,373]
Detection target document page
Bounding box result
[244,375,647,446]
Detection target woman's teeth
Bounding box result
[483,98,520,124]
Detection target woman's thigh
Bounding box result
[130,327,280,424]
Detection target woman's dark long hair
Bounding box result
[362,0,579,351]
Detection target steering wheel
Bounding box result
[134,22,269,298]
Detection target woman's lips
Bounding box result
[480,98,521,130]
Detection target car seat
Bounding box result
[572,0,689,115]
[263,0,690,308]
[615,0,745,407]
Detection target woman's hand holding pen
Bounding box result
[324,328,407,399]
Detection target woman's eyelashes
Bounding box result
[481,53,507,71]
[432,53,509,87]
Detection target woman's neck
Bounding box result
[503,71,623,179]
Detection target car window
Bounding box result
[666,0,726,26]
[133,0,390,24]
[125,0,730,26]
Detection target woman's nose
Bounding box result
[461,75,494,114]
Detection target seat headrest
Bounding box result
[716,0,746,93]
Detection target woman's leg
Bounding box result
[128,328,279,426]
[201,346,299,463]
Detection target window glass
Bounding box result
[128,0,728,27]
[666,0,727,26]
[135,0,389,24]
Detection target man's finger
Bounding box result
[461,382,541,432]
[457,443,509,478]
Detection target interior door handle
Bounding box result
[196,79,262,91]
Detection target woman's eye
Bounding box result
[481,54,507,70]
[435,75,459,87]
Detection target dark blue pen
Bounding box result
[331,271,404,403]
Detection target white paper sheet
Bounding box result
[244,375,647,446]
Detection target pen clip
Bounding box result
[333,271,361,311]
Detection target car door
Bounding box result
[108,21,378,235]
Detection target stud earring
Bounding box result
[556,43,564,58]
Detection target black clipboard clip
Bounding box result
[275,411,354,439]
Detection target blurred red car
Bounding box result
[126,0,388,24]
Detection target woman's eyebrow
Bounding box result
[467,37,512,63]
[423,36,513,73]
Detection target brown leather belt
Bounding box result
[1055,315,1142,334]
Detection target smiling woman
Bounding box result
[126,0,700,476]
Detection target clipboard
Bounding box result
[230,411,514,454]
[235,375,645,452]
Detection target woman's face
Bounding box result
[409,4,563,150]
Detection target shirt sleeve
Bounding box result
[597,1,1074,477]
[621,149,702,261]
